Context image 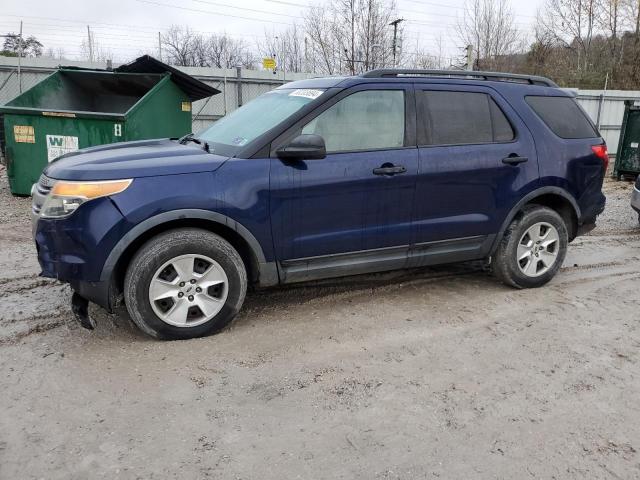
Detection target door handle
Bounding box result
[502,154,528,165]
[373,165,407,175]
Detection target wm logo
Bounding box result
[48,136,64,147]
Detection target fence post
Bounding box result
[596,93,604,130]
[236,66,242,108]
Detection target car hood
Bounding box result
[44,138,230,181]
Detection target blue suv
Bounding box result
[32,69,607,340]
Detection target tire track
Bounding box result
[0,273,40,286]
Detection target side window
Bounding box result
[302,90,405,153]
[525,95,598,139]
[417,91,514,146]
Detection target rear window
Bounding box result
[417,91,514,146]
[525,95,598,139]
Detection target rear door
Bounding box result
[269,84,418,282]
[410,84,538,266]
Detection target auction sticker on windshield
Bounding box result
[289,89,324,100]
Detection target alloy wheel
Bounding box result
[148,254,228,327]
[516,222,560,277]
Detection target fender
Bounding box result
[100,209,279,286]
[489,186,582,255]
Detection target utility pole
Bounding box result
[466,44,474,71]
[389,18,403,67]
[87,25,93,63]
[158,32,162,62]
[17,21,23,93]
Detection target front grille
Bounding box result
[38,173,57,189]
[32,175,55,214]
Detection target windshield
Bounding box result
[196,88,325,156]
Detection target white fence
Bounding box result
[1,56,638,155]
[571,90,640,155]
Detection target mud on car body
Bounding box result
[33,69,607,340]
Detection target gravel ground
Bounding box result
[590,176,639,234]
[1,169,639,479]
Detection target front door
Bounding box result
[269,85,418,282]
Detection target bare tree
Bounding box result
[527,12,559,74]
[621,0,640,83]
[412,49,438,69]
[43,47,67,60]
[261,25,307,73]
[358,0,397,70]
[598,0,626,70]
[161,26,199,66]
[304,5,337,74]
[538,0,598,72]
[161,26,254,68]
[80,35,114,62]
[204,34,254,68]
[456,0,522,70]
[626,0,640,35]
[303,0,397,75]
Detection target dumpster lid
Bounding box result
[115,55,219,101]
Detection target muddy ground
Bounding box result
[1,167,639,479]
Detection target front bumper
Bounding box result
[631,186,640,213]
[33,196,126,311]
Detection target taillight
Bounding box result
[592,144,609,172]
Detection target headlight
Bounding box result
[40,179,132,218]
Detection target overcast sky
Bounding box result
[1,0,545,64]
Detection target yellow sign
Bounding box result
[262,57,276,70]
[14,125,35,143]
[181,102,191,112]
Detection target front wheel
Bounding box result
[492,206,568,289]
[124,229,247,340]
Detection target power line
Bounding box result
[401,0,537,18]
[0,18,266,39]
[192,0,303,19]
[134,0,295,26]
[263,0,538,20]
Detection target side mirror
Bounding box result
[276,134,326,161]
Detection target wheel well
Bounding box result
[523,194,578,241]
[110,219,260,301]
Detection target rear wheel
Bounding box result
[124,229,247,340]
[492,206,568,289]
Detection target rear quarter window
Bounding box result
[525,95,598,139]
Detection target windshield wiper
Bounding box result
[179,132,201,145]
[179,133,210,153]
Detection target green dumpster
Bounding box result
[1,55,218,195]
[614,100,640,179]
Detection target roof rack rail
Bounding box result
[360,69,558,87]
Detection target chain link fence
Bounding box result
[188,69,299,133]
[0,68,46,105]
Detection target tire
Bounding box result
[124,228,247,340]
[492,205,568,289]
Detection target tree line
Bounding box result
[159,0,411,74]
[4,0,640,89]
[158,0,640,88]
